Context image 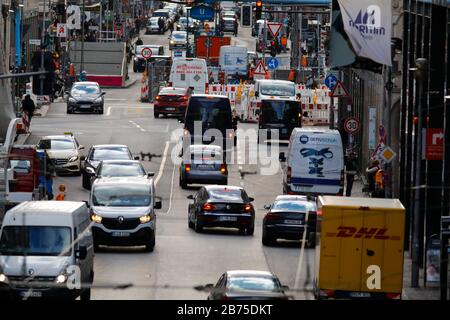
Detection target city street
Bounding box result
[26,27,314,300]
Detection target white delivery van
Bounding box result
[279,127,344,196]
[0,201,94,300]
[219,45,248,76]
[169,58,209,94]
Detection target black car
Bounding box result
[206,270,290,300]
[66,82,105,114]
[187,185,255,235]
[262,195,317,247]
[81,144,137,189]
[90,159,152,185]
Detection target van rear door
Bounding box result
[170,59,208,94]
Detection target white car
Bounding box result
[146,17,162,34]
[36,133,84,175]
[169,31,187,50]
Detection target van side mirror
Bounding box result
[264,204,271,210]
[147,172,155,178]
[86,167,95,175]
[248,197,255,202]
[83,200,90,208]
[187,195,194,200]
[134,156,140,160]
[76,246,87,260]
[154,201,162,209]
[279,152,286,162]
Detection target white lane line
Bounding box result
[106,106,111,116]
[163,162,176,214]
[155,141,170,186]
[293,211,310,291]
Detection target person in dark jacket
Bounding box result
[135,37,143,46]
[345,151,358,197]
[21,94,36,125]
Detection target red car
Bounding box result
[154,87,192,118]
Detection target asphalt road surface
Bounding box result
[26,26,312,300]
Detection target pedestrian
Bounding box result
[233,19,238,37]
[345,151,358,197]
[366,159,380,197]
[168,20,174,35]
[43,150,55,200]
[135,36,143,46]
[21,94,36,126]
[79,70,87,81]
[135,17,141,35]
[374,167,385,198]
[55,184,66,201]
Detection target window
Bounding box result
[260,83,295,96]
[71,85,100,96]
[100,163,146,177]
[93,184,151,207]
[260,100,300,124]
[37,139,75,150]
[207,188,248,202]
[271,201,316,212]
[90,147,131,161]
[185,97,232,133]
[227,276,280,292]
[10,159,31,174]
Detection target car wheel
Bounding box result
[73,170,82,177]
[82,172,91,190]
[144,233,155,252]
[98,107,104,115]
[133,64,137,72]
[194,218,203,233]
[180,176,187,189]
[262,229,275,246]
[246,225,254,236]
[67,108,73,114]
[306,232,316,248]
[238,227,246,235]
[154,112,160,118]
[80,288,91,300]
[93,242,100,252]
[188,216,194,229]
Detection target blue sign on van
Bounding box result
[300,135,309,144]
[189,5,215,21]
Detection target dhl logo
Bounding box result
[326,226,401,240]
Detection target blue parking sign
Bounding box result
[325,74,338,90]
[267,57,279,70]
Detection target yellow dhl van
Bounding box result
[314,196,405,300]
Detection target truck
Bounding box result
[195,35,231,66]
[314,196,405,300]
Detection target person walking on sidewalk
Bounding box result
[345,151,358,197]
[366,159,380,197]
[374,167,385,198]
[21,94,36,126]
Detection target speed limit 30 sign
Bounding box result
[344,117,360,134]
[141,47,153,59]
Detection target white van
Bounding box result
[169,58,209,94]
[279,127,344,196]
[0,201,94,300]
[219,45,248,76]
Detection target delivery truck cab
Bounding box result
[0,201,94,300]
[279,127,344,195]
[169,58,209,94]
[314,196,405,300]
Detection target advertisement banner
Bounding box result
[337,0,392,66]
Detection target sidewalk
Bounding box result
[350,176,441,300]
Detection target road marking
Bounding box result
[105,98,129,101]
[106,106,111,116]
[294,211,310,291]
[163,162,176,214]
[155,141,170,186]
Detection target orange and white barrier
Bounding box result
[302,103,330,126]
[140,74,149,101]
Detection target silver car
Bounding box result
[169,31,187,50]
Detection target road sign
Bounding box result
[380,146,397,163]
[57,23,67,38]
[141,47,153,59]
[331,80,349,97]
[190,5,215,21]
[267,57,279,70]
[29,39,41,46]
[344,117,360,134]
[267,23,282,38]
[172,50,185,58]
[253,60,267,75]
[324,74,337,90]
[425,128,444,160]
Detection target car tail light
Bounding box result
[185,164,191,172]
[181,96,188,101]
[203,203,215,211]
[256,102,262,110]
[220,164,227,173]
[386,293,401,299]
[319,289,335,298]
[265,213,279,221]
[205,83,209,94]
[167,82,172,87]
[242,204,253,212]
[287,166,292,184]
[155,95,161,100]
[228,131,234,139]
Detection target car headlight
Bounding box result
[68,98,76,103]
[139,214,152,224]
[56,274,67,284]
[170,40,175,44]
[94,97,103,103]
[91,213,102,223]
[0,273,8,283]
[69,155,79,162]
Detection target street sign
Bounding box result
[379,146,397,163]
[141,47,153,59]
[29,39,41,46]
[425,128,444,160]
[253,60,267,75]
[190,5,215,21]
[331,80,349,97]
[267,57,279,70]
[344,117,360,134]
[57,23,67,38]
[267,23,282,38]
[172,50,186,58]
[324,74,337,90]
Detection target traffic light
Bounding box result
[255,0,262,21]
[241,5,252,27]
[270,41,276,57]
[32,51,55,95]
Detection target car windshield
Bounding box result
[37,139,74,150]
[93,184,151,207]
[172,33,186,39]
[185,97,232,133]
[160,88,185,95]
[272,201,316,212]
[261,100,300,124]
[207,188,247,202]
[100,163,146,177]
[260,83,295,96]
[91,147,131,161]
[71,85,100,96]
[228,276,280,292]
[0,226,71,256]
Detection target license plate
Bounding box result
[80,105,91,108]
[20,290,42,298]
[350,292,371,298]
[292,184,313,191]
[197,164,214,169]
[219,216,237,221]
[165,107,176,111]
[112,231,130,237]
[284,219,303,225]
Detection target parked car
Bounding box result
[66,82,105,114]
[154,86,192,118]
[146,17,163,34]
[206,270,290,300]
[187,185,255,235]
[179,145,227,189]
[262,195,317,247]
[169,31,187,50]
